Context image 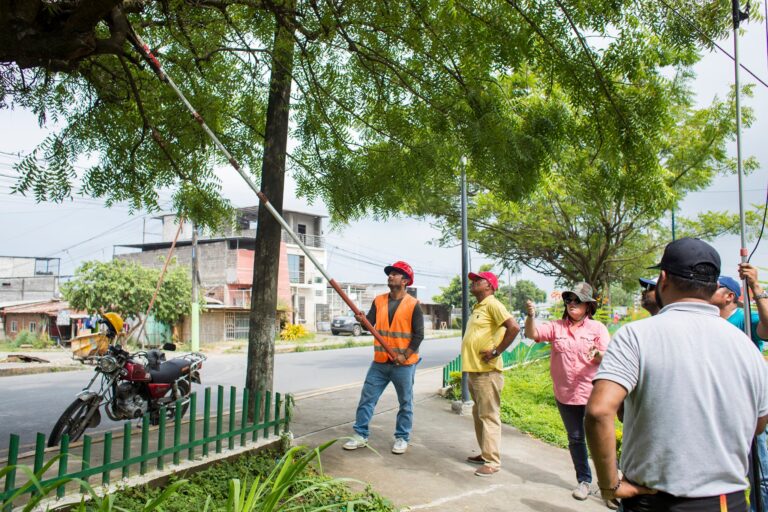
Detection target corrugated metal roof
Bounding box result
[1,299,85,316]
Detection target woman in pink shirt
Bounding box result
[525,282,611,503]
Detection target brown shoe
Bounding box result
[474,465,500,477]
[466,454,486,465]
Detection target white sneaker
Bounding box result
[572,481,591,500]
[391,438,408,454]
[342,434,368,450]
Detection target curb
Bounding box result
[0,364,85,378]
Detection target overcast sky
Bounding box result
[2,20,768,302]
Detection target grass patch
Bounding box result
[295,340,372,353]
[500,359,570,448]
[500,358,623,451]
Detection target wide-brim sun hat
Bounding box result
[562,282,597,303]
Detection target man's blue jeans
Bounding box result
[751,429,768,512]
[353,361,417,441]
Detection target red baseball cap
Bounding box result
[468,271,499,291]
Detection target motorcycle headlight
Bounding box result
[98,355,118,373]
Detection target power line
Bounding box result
[656,0,768,89]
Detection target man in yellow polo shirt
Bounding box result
[462,271,520,476]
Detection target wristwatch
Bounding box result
[754,291,768,301]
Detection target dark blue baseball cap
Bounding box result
[648,237,720,283]
[639,277,657,289]
[718,276,741,297]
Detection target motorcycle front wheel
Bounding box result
[48,398,100,447]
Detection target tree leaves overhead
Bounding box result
[432,85,761,292]
[1,0,734,228]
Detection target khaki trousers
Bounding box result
[467,371,503,468]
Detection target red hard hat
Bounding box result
[384,261,414,286]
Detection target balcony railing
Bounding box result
[289,270,305,284]
[281,231,324,248]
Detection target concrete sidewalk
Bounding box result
[292,367,609,512]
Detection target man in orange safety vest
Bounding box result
[342,260,424,455]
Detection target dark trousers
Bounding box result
[623,490,747,512]
[556,400,591,483]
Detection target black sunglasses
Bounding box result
[564,296,582,305]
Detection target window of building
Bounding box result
[298,296,306,323]
[225,312,250,340]
[288,254,305,283]
[29,321,37,333]
[10,320,17,333]
[297,224,306,235]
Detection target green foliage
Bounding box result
[500,359,569,448]
[432,276,474,310]
[2,0,739,229]
[102,444,394,512]
[609,284,635,308]
[0,454,184,512]
[13,330,37,347]
[446,371,463,401]
[500,359,623,451]
[279,323,309,341]
[498,280,547,313]
[431,84,762,294]
[61,259,191,326]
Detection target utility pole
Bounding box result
[191,223,200,352]
[459,157,472,406]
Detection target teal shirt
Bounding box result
[727,308,765,352]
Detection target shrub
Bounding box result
[451,317,462,330]
[447,371,463,400]
[279,323,308,341]
[32,334,53,349]
[13,331,37,347]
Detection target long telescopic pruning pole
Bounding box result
[129,32,397,362]
[731,3,762,511]
[731,0,752,341]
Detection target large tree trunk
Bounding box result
[245,11,295,398]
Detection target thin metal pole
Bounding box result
[671,208,676,241]
[191,223,200,351]
[460,157,471,403]
[731,0,752,340]
[130,33,397,361]
[732,3,760,511]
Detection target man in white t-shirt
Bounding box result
[585,238,768,512]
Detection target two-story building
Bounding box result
[115,206,328,343]
[0,256,62,303]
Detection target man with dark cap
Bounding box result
[586,238,768,511]
[343,261,424,455]
[638,277,659,316]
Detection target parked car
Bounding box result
[331,314,368,336]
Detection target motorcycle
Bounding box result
[48,314,206,447]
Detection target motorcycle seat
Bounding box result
[149,359,191,384]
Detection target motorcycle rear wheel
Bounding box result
[149,380,192,426]
[48,398,99,447]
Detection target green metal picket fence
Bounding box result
[1,385,291,509]
[442,340,551,387]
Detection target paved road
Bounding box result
[0,337,461,450]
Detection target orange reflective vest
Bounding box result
[373,293,419,365]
